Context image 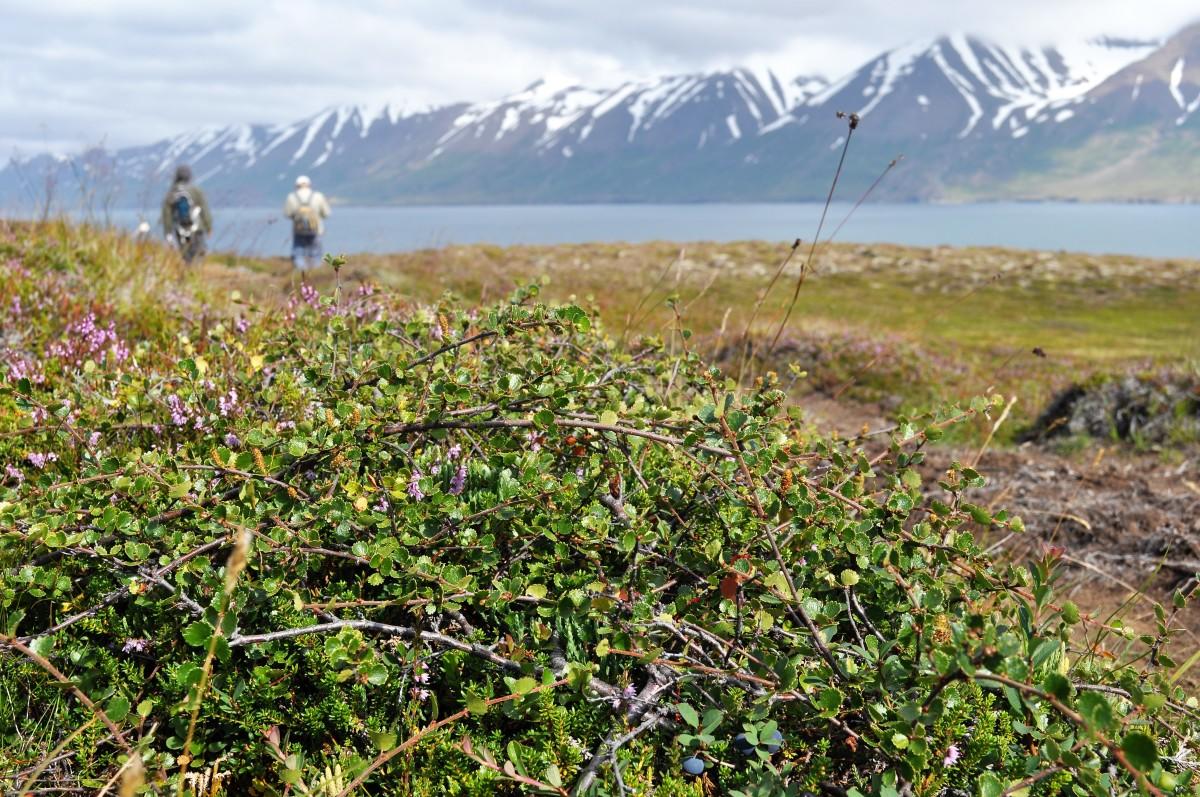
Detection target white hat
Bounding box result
[295,175,311,188]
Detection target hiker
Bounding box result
[283,175,331,273]
[160,165,212,264]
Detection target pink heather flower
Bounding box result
[10,295,21,316]
[166,394,190,426]
[430,463,441,476]
[46,313,127,369]
[300,283,319,308]
[5,355,45,385]
[413,670,430,684]
[234,316,250,334]
[27,452,58,469]
[407,468,425,500]
[526,430,543,452]
[218,387,239,417]
[410,687,431,703]
[373,495,390,513]
[122,638,150,653]
[5,464,23,484]
[277,420,296,431]
[31,406,48,425]
[430,321,443,342]
[449,464,467,496]
[224,433,241,449]
[446,444,462,460]
[87,431,101,448]
[943,744,961,766]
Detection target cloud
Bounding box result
[1,0,1197,155]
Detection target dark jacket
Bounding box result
[160,181,213,238]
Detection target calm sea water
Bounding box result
[61,202,1200,260]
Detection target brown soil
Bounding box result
[967,445,1200,670]
[795,391,1200,684]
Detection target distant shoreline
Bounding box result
[5,200,1199,260]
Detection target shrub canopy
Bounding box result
[1,224,1197,796]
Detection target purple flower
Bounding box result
[234,316,250,334]
[300,283,319,308]
[446,444,462,461]
[224,432,241,449]
[430,322,443,342]
[943,744,961,766]
[611,683,638,708]
[526,430,543,452]
[26,451,58,469]
[5,355,45,385]
[122,638,150,654]
[413,670,430,684]
[87,431,102,448]
[218,387,239,417]
[410,687,431,702]
[5,464,23,484]
[449,463,467,496]
[166,394,189,426]
[407,468,425,500]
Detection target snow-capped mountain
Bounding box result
[805,35,1155,140]
[3,24,1198,207]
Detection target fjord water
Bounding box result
[96,202,1200,259]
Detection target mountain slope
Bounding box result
[2,27,1196,208]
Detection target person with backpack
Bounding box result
[283,175,331,273]
[160,164,213,264]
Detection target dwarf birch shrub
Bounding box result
[0,225,1197,796]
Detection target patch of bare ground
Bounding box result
[796,387,1200,683]
[951,444,1200,682]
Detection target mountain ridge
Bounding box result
[3,24,1198,208]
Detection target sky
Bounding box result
[1,0,1197,155]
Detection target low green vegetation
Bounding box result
[210,238,1200,443]
[2,221,1198,795]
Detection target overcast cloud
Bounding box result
[1,0,1197,155]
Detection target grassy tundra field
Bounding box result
[209,238,1200,439]
[2,219,1199,796]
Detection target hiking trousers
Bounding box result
[292,233,323,271]
[180,231,207,265]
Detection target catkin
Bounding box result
[253,448,267,475]
[930,614,952,645]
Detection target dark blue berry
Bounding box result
[733,733,755,755]
[765,729,784,754]
[682,756,705,775]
